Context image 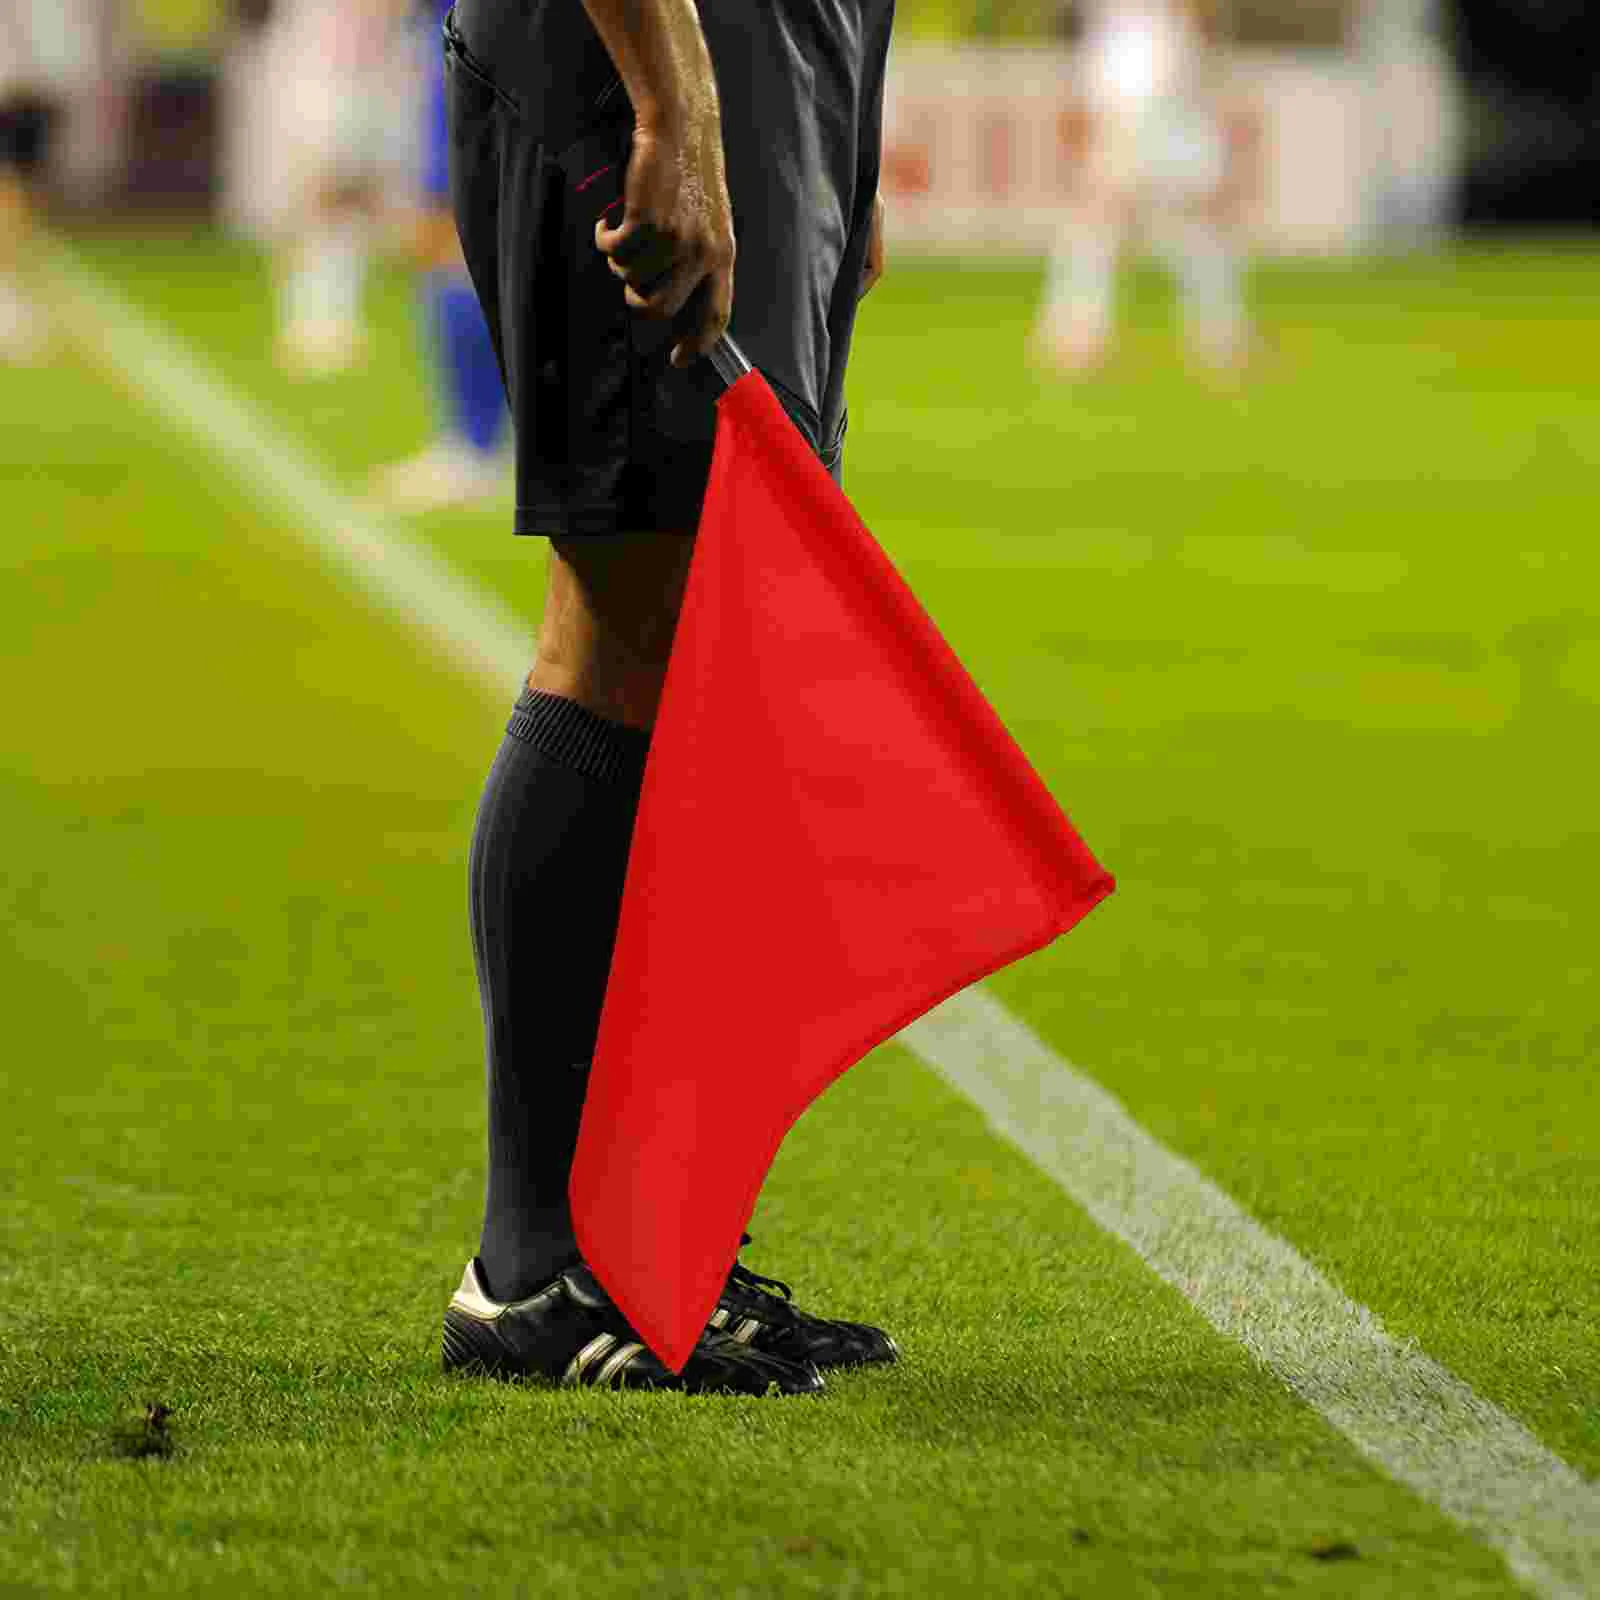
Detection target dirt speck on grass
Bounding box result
[112,1402,176,1460]
[1309,1539,1359,1562]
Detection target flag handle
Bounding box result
[708,334,752,392]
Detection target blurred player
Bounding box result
[368,0,506,511]
[269,0,410,375]
[0,3,73,362]
[1035,0,1260,374]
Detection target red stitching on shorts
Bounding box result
[601,198,623,217]
[575,163,615,192]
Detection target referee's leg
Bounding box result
[532,530,695,731]
[439,12,718,1333]
[468,529,689,1310]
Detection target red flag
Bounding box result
[570,368,1114,1371]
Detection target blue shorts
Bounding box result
[422,28,451,202]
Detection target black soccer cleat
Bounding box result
[711,1238,899,1370]
[442,1259,825,1396]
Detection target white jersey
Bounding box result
[265,0,412,188]
[1084,2,1206,112]
[1080,2,1225,189]
[0,0,98,99]
[272,0,404,70]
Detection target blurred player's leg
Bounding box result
[424,254,505,461]
[0,94,56,364]
[0,0,72,364]
[1034,99,1131,375]
[273,3,405,377]
[1035,206,1125,375]
[1188,97,1262,369]
[1152,90,1258,371]
[370,20,506,512]
[1165,207,1248,367]
[277,189,374,376]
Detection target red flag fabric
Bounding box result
[570,370,1114,1371]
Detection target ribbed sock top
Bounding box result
[505,690,651,785]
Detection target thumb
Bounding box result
[594,205,629,256]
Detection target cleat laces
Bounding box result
[728,1262,796,1308]
[725,1237,802,1325]
[717,1237,898,1369]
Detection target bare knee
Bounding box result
[413,208,466,273]
[529,531,696,730]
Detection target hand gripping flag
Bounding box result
[570,338,1114,1371]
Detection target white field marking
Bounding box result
[903,989,1600,1600]
[49,246,533,697]
[57,248,1599,1600]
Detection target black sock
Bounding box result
[469,690,649,1303]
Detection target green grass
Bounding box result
[1,236,1595,1595]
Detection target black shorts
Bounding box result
[0,94,59,176]
[445,0,893,538]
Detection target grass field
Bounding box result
[2,234,1596,1597]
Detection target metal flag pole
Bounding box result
[707,333,753,392]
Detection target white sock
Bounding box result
[1171,221,1247,362]
[318,217,368,328]
[0,270,42,349]
[1042,221,1118,346]
[282,217,369,333]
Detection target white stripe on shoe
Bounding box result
[564,1333,620,1386]
[594,1341,648,1387]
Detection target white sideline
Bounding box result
[55,248,1599,1600]
[49,248,533,697]
[904,992,1600,1600]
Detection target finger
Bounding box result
[606,254,673,292]
[613,246,676,298]
[860,246,882,297]
[623,258,700,320]
[606,220,657,266]
[670,259,733,368]
[595,218,674,287]
[595,209,648,257]
[594,210,628,256]
[859,198,886,298]
[627,252,682,303]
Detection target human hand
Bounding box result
[860,192,886,297]
[595,112,735,368]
